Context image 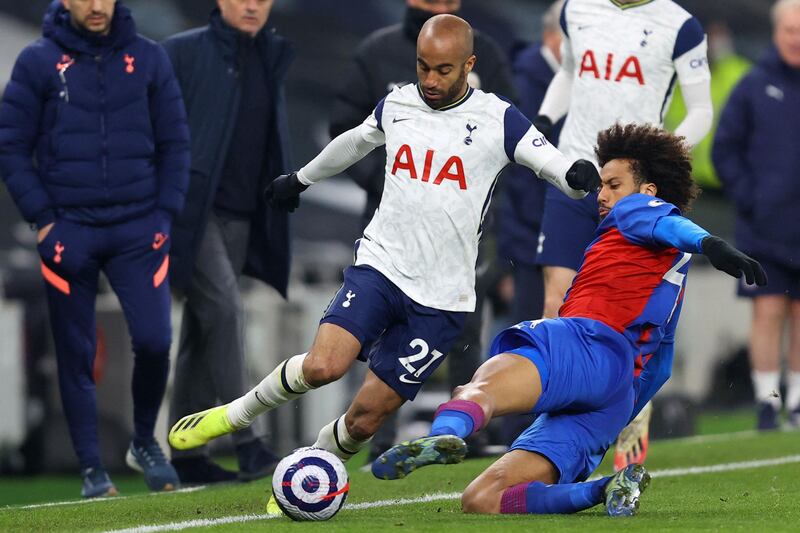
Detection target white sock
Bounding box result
[313,416,373,461]
[227,353,313,428]
[751,370,781,409]
[786,372,800,412]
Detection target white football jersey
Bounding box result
[354,84,567,312]
[558,0,710,160]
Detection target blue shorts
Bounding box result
[489,318,635,483]
[321,265,467,400]
[737,253,800,299]
[535,186,599,271]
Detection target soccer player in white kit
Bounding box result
[533,0,713,470]
[168,15,600,467]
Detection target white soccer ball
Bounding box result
[271,446,349,521]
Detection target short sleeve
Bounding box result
[673,18,711,86]
[673,16,705,60]
[373,96,387,132]
[503,103,532,162]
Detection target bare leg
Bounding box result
[314,370,405,460]
[462,448,649,517]
[370,353,544,480]
[749,295,787,418]
[461,450,557,514]
[302,323,363,387]
[785,301,800,416]
[170,323,365,451]
[344,370,406,440]
[749,295,788,373]
[452,353,544,422]
[788,300,800,373]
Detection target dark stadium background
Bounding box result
[0,0,776,255]
[0,0,779,474]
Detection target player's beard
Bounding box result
[430,67,468,110]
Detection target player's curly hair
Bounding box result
[595,123,700,212]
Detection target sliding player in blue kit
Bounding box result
[373,123,767,517]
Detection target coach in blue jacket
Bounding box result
[712,0,800,431]
[0,0,188,497]
[161,0,293,484]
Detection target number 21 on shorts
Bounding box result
[398,339,444,384]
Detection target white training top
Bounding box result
[298,83,586,311]
[541,0,712,160]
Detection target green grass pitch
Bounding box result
[2,422,799,532]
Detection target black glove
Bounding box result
[533,114,554,142]
[701,235,768,286]
[263,172,308,212]
[565,159,601,194]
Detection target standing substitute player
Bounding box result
[534,0,714,469]
[373,124,766,517]
[168,15,600,469]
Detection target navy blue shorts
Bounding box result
[321,265,467,400]
[737,253,800,299]
[535,186,599,271]
[489,318,634,483]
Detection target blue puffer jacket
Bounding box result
[0,0,189,228]
[713,46,800,267]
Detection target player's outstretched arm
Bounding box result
[505,95,598,199]
[651,215,766,286]
[263,122,385,211]
[701,235,767,286]
[535,155,600,199]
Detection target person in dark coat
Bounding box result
[328,0,517,463]
[0,0,189,497]
[161,0,292,483]
[712,0,800,431]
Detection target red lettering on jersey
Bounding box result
[392,146,468,189]
[615,55,645,85]
[579,50,600,79]
[433,156,467,190]
[604,53,614,80]
[578,50,646,85]
[422,149,434,182]
[391,144,417,179]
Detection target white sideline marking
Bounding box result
[6,429,767,513]
[100,454,800,533]
[103,493,463,533]
[8,486,207,511]
[650,454,800,478]
[663,429,758,445]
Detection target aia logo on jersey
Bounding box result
[579,50,645,85]
[391,144,467,190]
